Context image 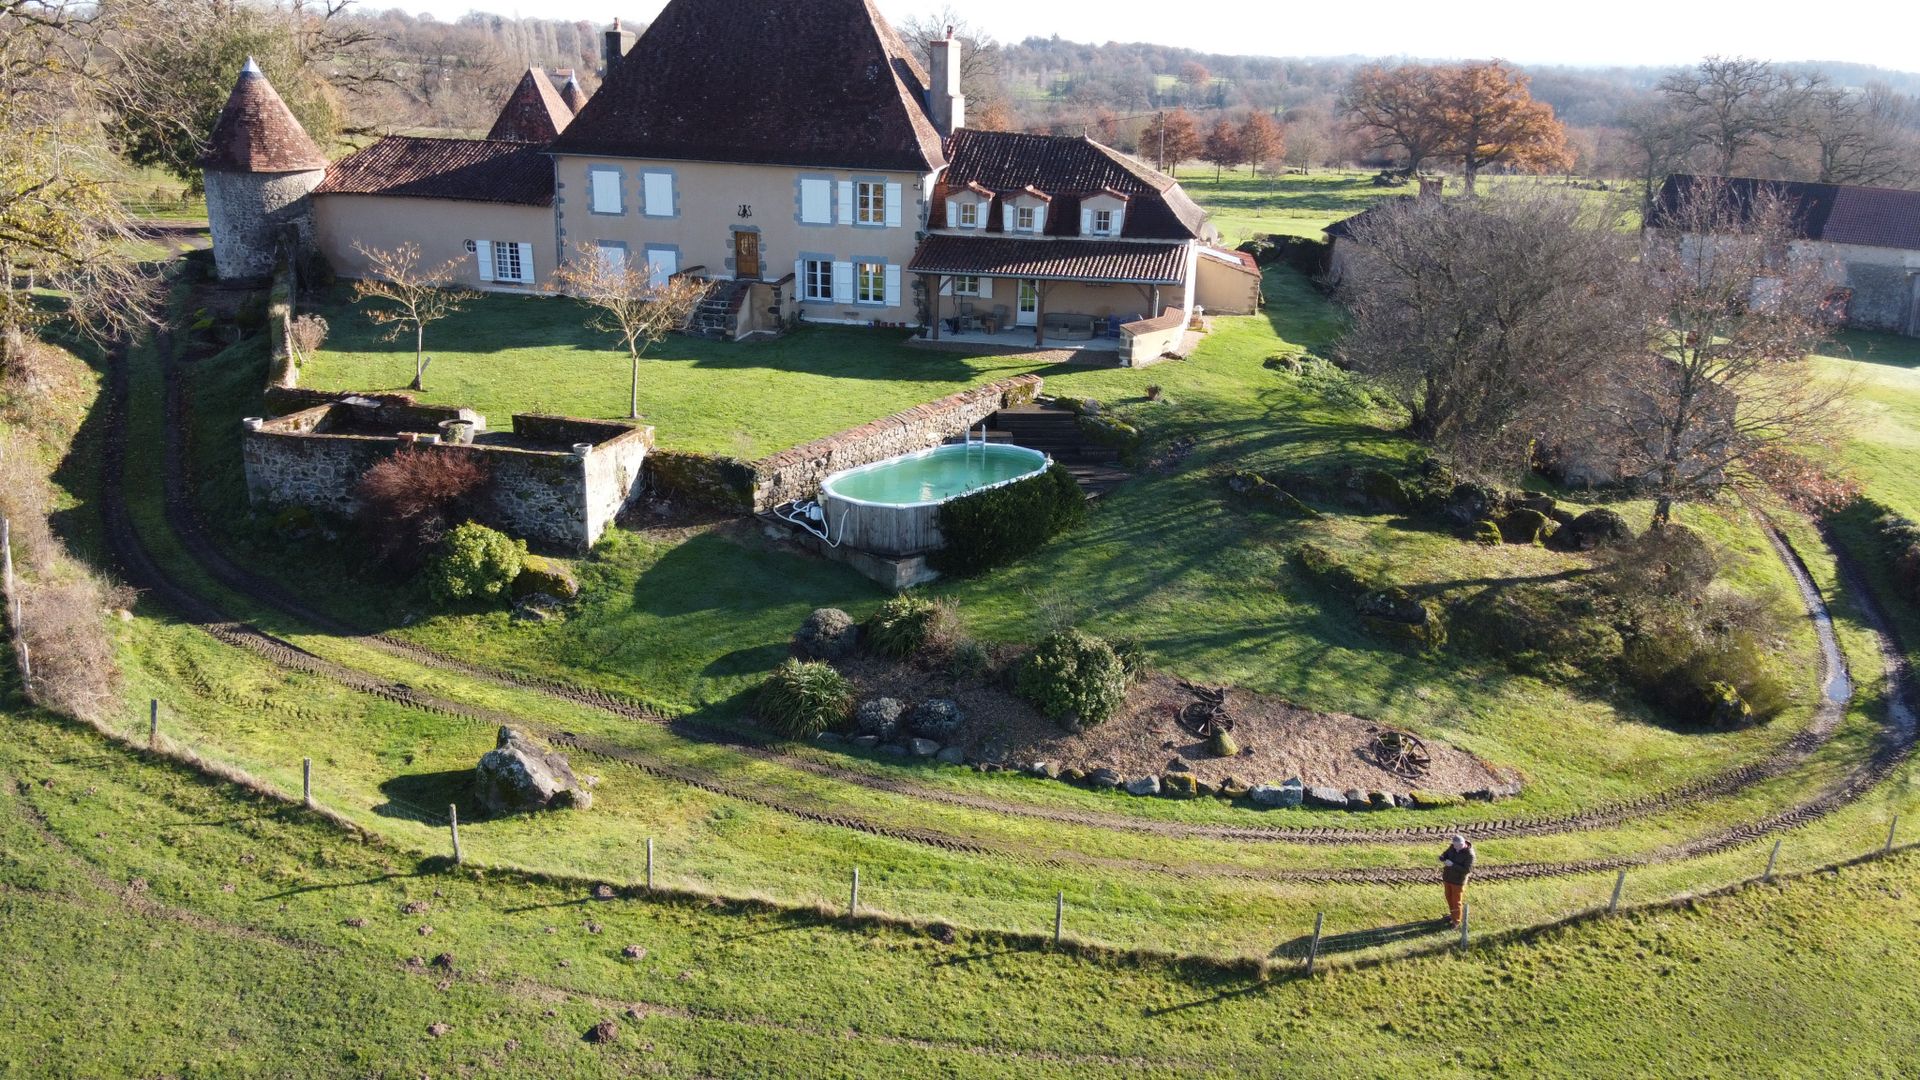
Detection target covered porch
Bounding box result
[909,236,1192,354]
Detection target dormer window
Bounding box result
[1093,209,1114,236]
[1015,206,1037,232]
[957,201,980,228]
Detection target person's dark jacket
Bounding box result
[1440,843,1475,885]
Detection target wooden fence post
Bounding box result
[1609,869,1627,913]
[848,867,860,917]
[2,516,12,596]
[1304,911,1325,976]
[1458,904,1470,949]
[1888,816,1900,855]
[646,837,654,891]
[149,700,159,749]
[1054,891,1064,946]
[1763,839,1781,883]
[302,758,313,808]
[449,804,462,865]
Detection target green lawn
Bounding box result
[1814,330,1920,517]
[300,289,1059,457]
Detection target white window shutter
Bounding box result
[1034,205,1048,234]
[944,199,958,228]
[1113,208,1126,235]
[939,276,953,296]
[477,240,494,282]
[884,264,901,307]
[801,178,831,224]
[793,259,805,291]
[516,242,534,284]
[837,182,854,225]
[1081,208,1094,236]
[644,172,673,217]
[885,182,903,227]
[833,260,854,304]
[977,277,992,299]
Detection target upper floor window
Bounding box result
[643,171,676,218]
[956,201,980,228]
[857,182,887,225]
[1093,209,1114,235]
[589,168,622,215]
[799,178,833,224]
[1015,206,1036,232]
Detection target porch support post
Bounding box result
[1035,280,1050,348]
[926,274,941,340]
[1151,285,1162,315]
[1134,283,1154,314]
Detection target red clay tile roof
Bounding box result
[314,137,554,206]
[559,73,590,114]
[928,129,1210,240]
[548,0,945,172]
[1656,174,1920,252]
[486,67,574,143]
[198,59,328,173]
[909,235,1188,284]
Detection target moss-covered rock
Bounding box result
[1295,543,1374,595]
[1704,680,1753,729]
[1498,507,1553,545]
[512,555,581,601]
[1077,414,1141,463]
[1357,468,1410,511]
[1208,729,1239,758]
[1408,789,1466,809]
[1161,772,1200,798]
[1472,519,1503,546]
[1558,508,1634,551]
[1227,471,1321,518]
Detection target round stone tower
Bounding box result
[199,58,329,282]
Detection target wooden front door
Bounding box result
[734,231,760,279]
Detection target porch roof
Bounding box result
[908,236,1187,285]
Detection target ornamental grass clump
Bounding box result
[864,594,959,660]
[757,659,855,739]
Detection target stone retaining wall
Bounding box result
[241,401,653,551]
[1120,307,1187,367]
[747,374,1042,512]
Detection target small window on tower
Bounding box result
[464,239,478,254]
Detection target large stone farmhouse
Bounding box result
[201,0,1257,356]
[1654,174,1920,337]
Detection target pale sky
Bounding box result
[383,0,1917,71]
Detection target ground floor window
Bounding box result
[804,259,832,301]
[492,241,527,284]
[954,275,981,296]
[856,261,885,304]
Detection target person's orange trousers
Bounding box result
[1444,881,1464,926]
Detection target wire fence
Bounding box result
[101,684,1920,972]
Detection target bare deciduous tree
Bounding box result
[350,242,475,391]
[1656,56,1804,176]
[1608,177,1852,526]
[898,7,1007,119]
[1334,191,1648,477]
[551,245,709,420]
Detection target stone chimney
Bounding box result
[603,18,635,82]
[927,27,965,136]
[1418,176,1443,202]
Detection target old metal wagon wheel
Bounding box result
[1370,727,1432,778]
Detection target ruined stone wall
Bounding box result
[748,375,1042,512]
[206,168,324,281]
[241,404,650,551]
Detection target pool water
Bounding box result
[822,444,1048,506]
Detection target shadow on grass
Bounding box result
[375,769,473,825]
[1269,917,1452,960]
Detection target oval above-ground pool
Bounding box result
[819,443,1049,556]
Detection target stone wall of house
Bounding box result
[748,375,1042,512]
[205,168,324,281]
[241,402,652,551]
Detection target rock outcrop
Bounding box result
[474,727,593,814]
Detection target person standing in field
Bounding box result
[1439,834,1474,927]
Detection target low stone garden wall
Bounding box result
[1119,307,1187,367]
[747,374,1043,512]
[242,399,653,551]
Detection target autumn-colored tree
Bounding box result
[1239,111,1284,176]
[1178,61,1210,89]
[1430,60,1573,195]
[1339,64,1447,173]
[552,244,710,420]
[351,242,477,392]
[970,99,1017,132]
[1141,110,1201,174]
[1202,117,1244,181]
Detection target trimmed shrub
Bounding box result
[906,698,966,739]
[865,594,959,660]
[931,465,1086,576]
[1471,519,1503,546]
[795,607,860,660]
[758,660,855,740]
[511,555,579,601]
[947,638,992,682]
[425,522,525,605]
[1015,629,1130,727]
[851,697,908,738]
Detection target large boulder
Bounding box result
[794,608,860,661]
[474,727,592,814]
[1498,507,1553,545]
[1557,509,1634,552]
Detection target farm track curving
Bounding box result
[100,338,1918,887]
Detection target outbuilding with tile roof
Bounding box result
[200,58,330,281]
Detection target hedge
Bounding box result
[931,464,1086,576]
